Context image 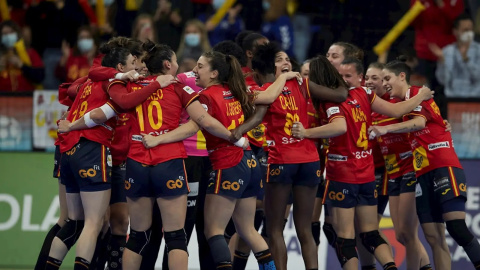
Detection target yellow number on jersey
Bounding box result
[284,112,299,136]
[136,100,163,132]
[356,122,368,150]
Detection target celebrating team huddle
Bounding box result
[34,32,480,270]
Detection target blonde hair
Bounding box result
[176,19,211,60]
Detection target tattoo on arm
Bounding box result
[197,115,205,123]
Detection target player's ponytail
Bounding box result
[385,56,412,84]
[226,54,254,119]
[142,40,174,75]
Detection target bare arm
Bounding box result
[371,86,434,118]
[292,118,347,139]
[142,120,200,149]
[231,105,268,141]
[255,72,302,104]
[368,116,426,138]
[308,81,348,103]
[186,100,234,142]
[57,106,112,133]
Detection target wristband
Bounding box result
[100,104,117,120]
[84,112,97,128]
[234,137,246,147]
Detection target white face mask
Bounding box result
[459,31,474,43]
[78,38,94,53]
[2,32,18,48]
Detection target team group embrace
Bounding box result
[33,29,480,270]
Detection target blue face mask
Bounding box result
[184,33,200,47]
[103,0,114,6]
[212,0,225,10]
[2,32,18,48]
[262,0,270,10]
[78,39,94,53]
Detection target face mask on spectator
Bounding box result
[212,0,225,10]
[459,31,474,43]
[90,0,114,6]
[263,0,270,10]
[78,38,94,53]
[185,33,200,47]
[1,32,18,48]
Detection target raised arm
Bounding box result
[308,81,348,103]
[255,72,302,104]
[371,86,434,118]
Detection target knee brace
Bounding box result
[323,222,337,247]
[125,228,151,255]
[164,228,188,253]
[56,219,84,250]
[446,219,474,246]
[312,222,321,246]
[334,237,358,267]
[359,230,387,254]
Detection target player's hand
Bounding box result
[418,86,434,101]
[292,121,306,139]
[229,128,243,142]
[121,70,142,81]
[57,120,72,133]
[156,74,177,87]
[241,138,250,149]
[444,119,452,132]
[368,125,388,139]
[141,133,160,149]
[282,72,303,85]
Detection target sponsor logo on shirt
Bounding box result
[132,135,142,142]
[183,86,195,94]
[413,105,422,112]
[327,154,348,161]
[326,107,340,118]
[428,141,450,151]
[399,151,412,160]
[266,140,275,146]
[223,91,232,96]
[185,71,196,78]
[201,103,208,111]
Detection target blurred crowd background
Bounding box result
[0,0,479,112]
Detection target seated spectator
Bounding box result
[0,20,44,92]
[55,26,98,83]
[176,19,211,73]
[431,14,480,97]
[132,14,157,43]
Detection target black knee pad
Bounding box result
[446,219,474,246]
[334,237,357,267]
[312,222,321,246]
[164,228,188,253]
[359,230,387,254]
[224,219,236,240]
[323,222,337,247]
[125,228,151,255]
[56,219,84,250]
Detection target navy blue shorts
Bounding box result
[53,145,61,179]
[61,138,111,193]
[388,171,417,196]
[266,161,321,187]
[416,167,467,223]
[125,158,189,198]
[207,151,261,199]
[251,145,267,200]
[110,163,127,204]
[325,180,377,209]
[316,175,326,198]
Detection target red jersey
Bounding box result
[246,85,267,148]
[404,86,462,176]
[242,66,258,90]
[60,51,91,83]
[263,78,319,164]
[124,76,198,165]
[325,87,377,184]
[59,79,118,152]
[110,113,133,166]
[316,103,330,174]
[199,84,248,170]
[372,94,414,179]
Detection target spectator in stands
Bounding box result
[131,14,158,43]
[411,0,464,117]
[176,19,211,73]
[55,26,98,83]
[430,14,480,98]
[0,20,44,92]
[261,0,295,58]
[198,1,244,46]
